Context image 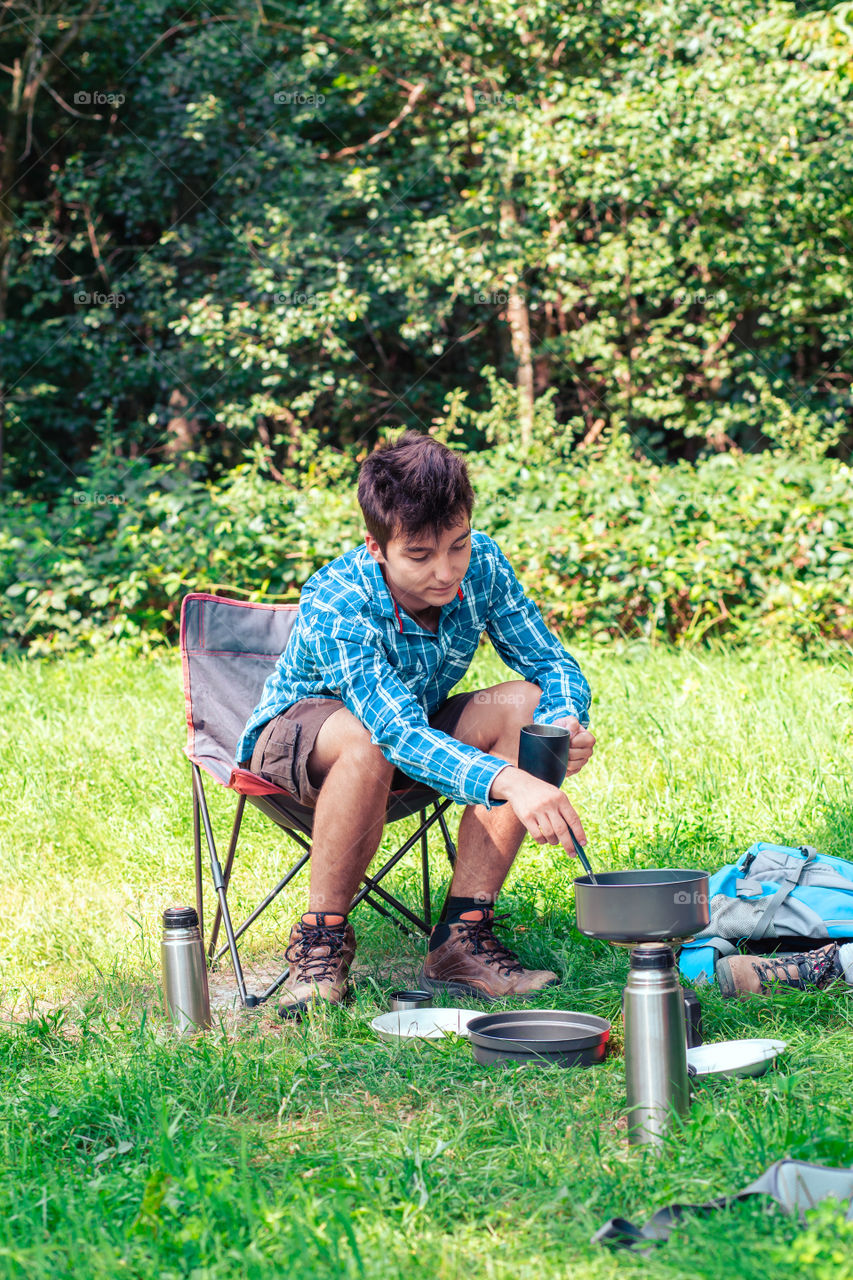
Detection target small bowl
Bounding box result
[686,1038,787,1079]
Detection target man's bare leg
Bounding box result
[302,706,395,916]
[277,707,395,1014]
[420,680,562,999]
[447,680,541,903]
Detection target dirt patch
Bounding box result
[206,949,426,1012]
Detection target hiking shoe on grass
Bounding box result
[420,910,559,1002]
[278,915,356,1016]
[716,942,841,998]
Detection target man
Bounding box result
[235,430,595,1015]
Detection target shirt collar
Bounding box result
[357,544,465,633]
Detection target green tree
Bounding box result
[1,0,851,496]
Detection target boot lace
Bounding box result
[458,913,525,976]
[285,923,347,983]
[754,944,838,992]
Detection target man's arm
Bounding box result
[315,616,510,808]
[485,540,591,727]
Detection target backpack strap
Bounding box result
[747,862,811,941]
[795,864,853,893]
[736,846,813,898]
[688,935,739,958]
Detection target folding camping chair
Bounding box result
[180,591,459,1007]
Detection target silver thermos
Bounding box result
[622,944,690,1146]
[160,906,211,1034]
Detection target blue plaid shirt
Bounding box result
[235,530,591,808]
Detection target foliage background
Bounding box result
[2,0,853,653]
[3,0,853,475]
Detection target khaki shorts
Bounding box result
[246,692,479,806]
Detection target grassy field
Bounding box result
[1,641,852,1279]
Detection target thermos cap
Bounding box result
[163,906,199,930]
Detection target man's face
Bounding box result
[365,515,472,613]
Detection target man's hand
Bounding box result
[490,767,586,852]
[552,715,595,776]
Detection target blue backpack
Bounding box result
[679,843,853,985]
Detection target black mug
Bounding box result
[518,723,571,788]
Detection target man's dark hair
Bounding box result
[357,430,475,553]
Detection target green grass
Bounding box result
[1,641,853,1279]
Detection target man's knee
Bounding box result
[309,707,394,789]
[517,680,542,716]
[485,680,541,753]
[498,679,541,724]
[349,728,395,781]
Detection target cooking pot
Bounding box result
[574,868,710,943]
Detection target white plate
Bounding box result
[687,1038,787,1079]
[371,1008,479,1042]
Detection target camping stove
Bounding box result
[573,868,711,1146]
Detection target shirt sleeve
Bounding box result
[313,614,511,808]
[484,540,592,727]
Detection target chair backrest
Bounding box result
[180,593,297,793]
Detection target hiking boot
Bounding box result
[716,942,841,998]
[420,910,559,1002]
[278,915,356,1016]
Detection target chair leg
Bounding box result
[209,841,310,965]
[357,874,431,934]
[436,804,457,868]
[348,811,437,929]
[420,809,431,930]
[434,802,459,922]
[207,793,247,961]
[348,799,455,934]
[362,891,421,939]
[193,786,204,939]
[192,765,257,1007]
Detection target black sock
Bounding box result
[429,895,494,951]
[439,894,493,923]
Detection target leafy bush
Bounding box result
[3,437,852,655]
[470,440,853,646]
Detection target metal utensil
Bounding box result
[568,827,598,884]
[622,945,690,1145]
[518,725,597,880]
[518,723,571,788]
[160,906,211,1035]
[569,866,710,1148]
